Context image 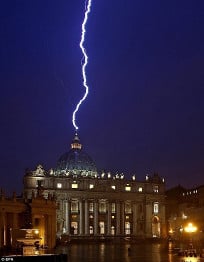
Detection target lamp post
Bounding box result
[184,222,197,248]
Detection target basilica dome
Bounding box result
[55,133,97,177]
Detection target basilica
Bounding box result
[23,133,166,239]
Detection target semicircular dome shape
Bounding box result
[55,133,97,177]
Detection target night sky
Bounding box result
[1,0,204,195]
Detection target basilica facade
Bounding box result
[23,133,166,239]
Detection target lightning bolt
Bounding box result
[72,0,92,131]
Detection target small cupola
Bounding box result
[71,132,82,150]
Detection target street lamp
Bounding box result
[184,222,197,248]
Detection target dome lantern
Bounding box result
[71,132,82,150]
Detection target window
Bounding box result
[125,185,131,191]
[89,202,94,212]
[138,187,143,192]
[72,183,78,189]
[57,183,62,188]
[182,213,187,219]
[111,226,115,235]
[153,185,159,193]
[99,221,105,234]
[153,202,159,214]
[89,184,94,189]
[71,202,79,212]
[36,180,43,187]
[125,222,131,235]
[71,221,78,235]
[111,185,116,190]
[99,202,106,213]
[89,226,93,235]
[111,203,116,213]
[125,203,132,214]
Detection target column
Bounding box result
[160,202,166,238]
[51,214,56,248]
[44,215,48,247]
[121,202,125,235]
[64,200,68,233]
[67,199,70,234]
[132,202,137,235]
[79,200,84,235]
[47,215,52,248]
[116,201,120,235]
[13,213,18,229]
[94,200,98,235]
[107,202,111,235]
[84,200,89,235]
[145,201,152,238]
[59,200,63,233]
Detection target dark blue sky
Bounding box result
[1,0,204,194]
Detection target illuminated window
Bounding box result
[138,187,143,192]
[125,203,132,214]
[72,183,78,189]
[89,203,94,212]
[111,185,116,190]
[111,203,116,213]
[125,222,131,235]
[71,202,78,212]
[182,213,187,219]
[57,183,62,188]
[125,185,131,191]
[99,202,106,213]
[89,184,94,189]
[111,226,115,235]
[89,225,93,234]
[153,185,159,193]
[153,202,159,214]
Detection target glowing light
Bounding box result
[72,0,92,131]
[169,229,173,234]
[184,223,197,233]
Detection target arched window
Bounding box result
[152,216,160,238]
